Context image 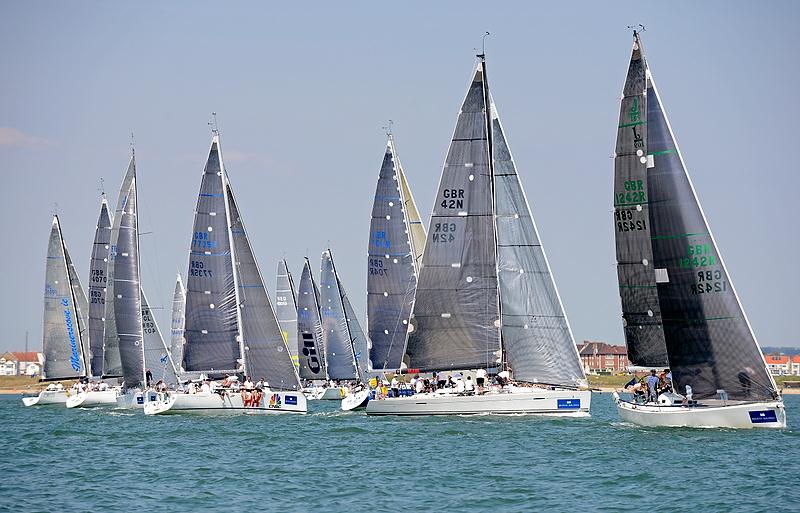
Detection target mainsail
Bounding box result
[42,216,90,380]
[614,32,777,401]
[102,157,135,378]
[406,61,502,372]
[296,258,327,380]
[275,259,299,369]
[320,250,359,381]
[183,136,240,375]
[88,198,112,377]
[367,138,424,371]
[170,274,186,373]
[228,185,300,390]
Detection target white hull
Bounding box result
[143,390,307,415]
[115,390,161,409]
[341,389,371,411]
[366,387,591,416]
[65,389,119,408]
[303,386,347,401]
[22,390,67,406]
[612,392,786,429]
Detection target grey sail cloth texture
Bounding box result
[343,290,369,382]
[320,250,359,381]
[103,157,136,378]
[406,63,501,372]
[114,177,145,388]
[65,243,91,374]
[142,290,179,386]
[183,137,240,374]
[42,217,89,380]
[367,140,418,371]
[170,275,186,373]
[491,100,585,386]
[613,36,669,369]
[296,258,327,380]
[88,199,112,377]
[617,33,776,401]
[228,186,300,390]
[275,259,299,367]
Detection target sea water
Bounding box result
[1,393,798,512]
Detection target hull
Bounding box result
[65,389,119,408]
[116,390,161,409]
[612,392,787,429]
[22,390,67,406]
[341,389,370,411]
[366,387,591,416]
[303,386,347,400]
[143,390,307,415]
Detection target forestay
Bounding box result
[296,258,327,380]
[367,139,418,371]
[275,260,299,369]
[491,100,585,386]
[406,62,501,372]
[88,199,112,377]
[228,186,299,390]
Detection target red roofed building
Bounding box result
[578,341,629,374]
[792,356,800,376]
[764,354,790,376]
[0,351,43,376]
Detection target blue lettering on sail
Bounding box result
[557,399,580,409]
[285,395,298,405]
[62,298,81,372]
[748,410,778,423]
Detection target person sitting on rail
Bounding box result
[465,376,475,394]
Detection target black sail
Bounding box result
[613,34,669,368]
[183,136,240,374]
[405,61,501,372]
[296,258,327,380]
[88,198,112,376]
[228,185,300,390]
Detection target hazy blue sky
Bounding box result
[2,1,798,354]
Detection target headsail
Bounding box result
[182,135,240,375]
[296,258,327,380]
[367,138,421,371]
[42,216,89,380]
[275,259,299,369]
[170,274,186,373]
[65,244,91,374]
[142,290,178,386]
[228,185,300,390]
[613,35,670,369]
[102,157,135,378]
[399,166,426,268]
[406,61,501,372]
[621,32,776,401]
[320,250,359,381]
[88,198,112,377]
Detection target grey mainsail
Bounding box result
[320,250,359,381]
[492,99,585,386]
[617,33,777,401]
[102,157,135,378]
[275,259,299,370]
[228,185,300,390]
[182,135,240,375]
[296,258,327,380]
[42,216,89,380]
[142,290,178,386]
[88,198,112,376]
[367,138,419,371]
[613,35,669,369]
[170,274,186,373]
[113,175,145,387]
[406,61,501,372]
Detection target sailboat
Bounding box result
[23,216,92,406]
[170,274,186,375]
[610,31,786,429]
[145,133,306,415]
[317,249,371,411]
[296,257,339,400]
[367,53,590,416]
[367,136,426,373]
[275,259,299,370]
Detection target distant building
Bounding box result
[792,356,800,376]
[0,352,43,376]
[764,354,799,376]
[577,341,629,374]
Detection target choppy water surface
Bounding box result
[1,393,799,512]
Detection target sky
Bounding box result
[1,1,798,354]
